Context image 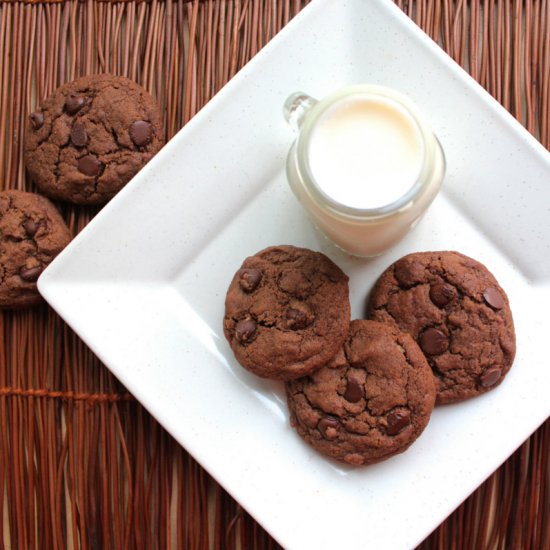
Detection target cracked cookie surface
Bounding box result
[285,320,435,465]
[0,190,71,308]
[367,251,516,404]
[24,74,164,205]
[223,245,350,380]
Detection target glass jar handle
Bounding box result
[283,92,318,132]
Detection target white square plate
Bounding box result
[39,0,550,548]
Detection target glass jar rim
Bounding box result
[295,85,433,219]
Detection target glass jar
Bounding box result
[284,84,446,257]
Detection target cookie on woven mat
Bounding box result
[286,320,436,466]
[223,245,350,381]
[24,74,164,205]
[367,251,516,404]
[0,190,71,308]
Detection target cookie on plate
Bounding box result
[24,74,164,205]
[367,251,516,404]
[223,245,350,381]
[286,320,436,465]
[0,190,72,308]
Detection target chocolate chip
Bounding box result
[238,268,262,292]
[30,111,44,130]
[318,416,340,440]
[235,319,256,344]
[429,283,456,307]
[130,120,152,147]
[70,123,88,147]
[343,377,363,402]
[286,307,312,330]
[65,93,86,115]
[419,327,449,355]
[77,155,103,177]
[23,218,38,238]
[19,265,43,282]
[480,367,502,388]
[483,288,504,309]
[386,410,411,435]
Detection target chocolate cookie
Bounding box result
[367,251,516,404]
[24,74,164,205]
[286,320,436,465]
[0,190,71,308]
[223,245,350,381]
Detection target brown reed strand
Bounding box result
[0,387,133,401]
[0,1,548,549]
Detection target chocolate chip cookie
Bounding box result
[367,251,516,404]
[223,245,350,381]
[0,190,72,308]
[286,320,436,465]
[24,74,164,205]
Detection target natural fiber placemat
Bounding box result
[0,1,548,548]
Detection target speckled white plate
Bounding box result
[38,0,550,548]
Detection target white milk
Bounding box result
[285,85,446,257]
[307,96,424,209]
